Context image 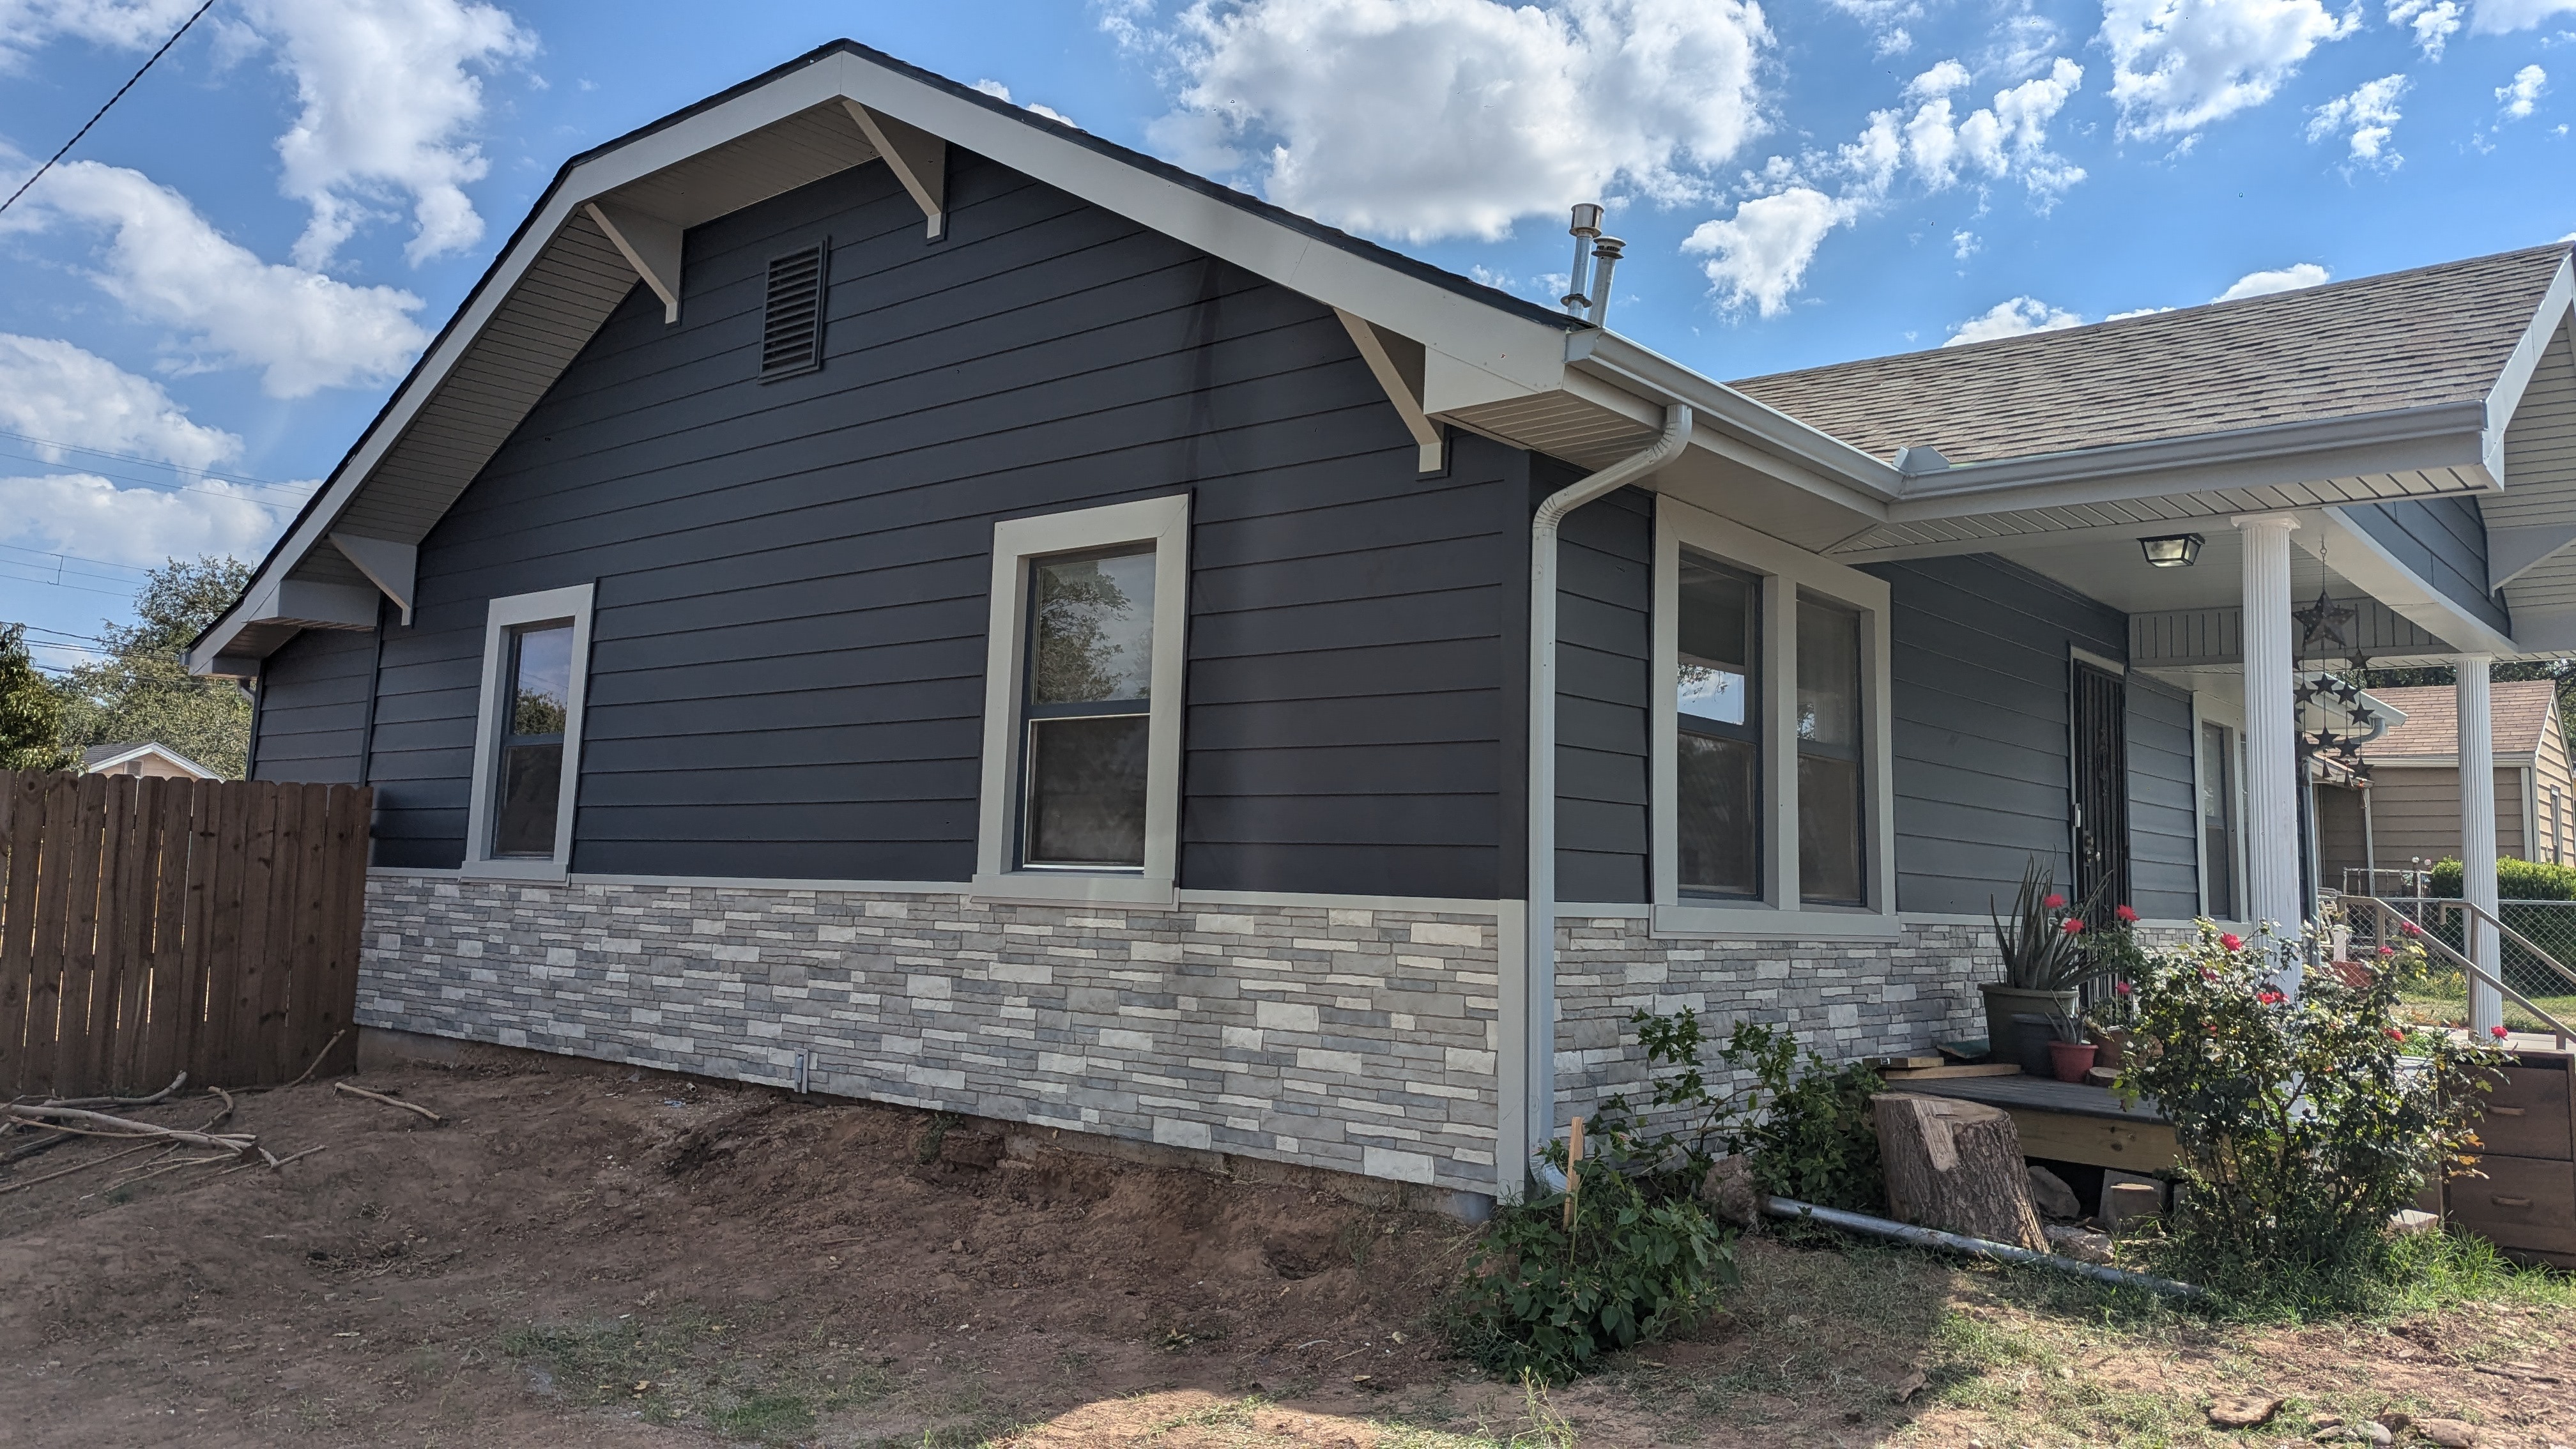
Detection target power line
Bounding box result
[0,445,309,512]
[0,427,314,493]
[0,541,150,577]
[0,0,222,219]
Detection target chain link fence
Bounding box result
[2339,878,2576,1034]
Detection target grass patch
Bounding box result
[496,1303,896,1443]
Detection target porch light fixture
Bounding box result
[2139,533,2204,569]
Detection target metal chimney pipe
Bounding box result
[1561,203,1602,316]
[1584,236,1624,325]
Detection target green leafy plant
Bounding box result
[1989,857,2111,991]
[2428,855,2576,901]
[1449,1130,1735,1383]
[2115,918,2506,1296]
[1598,1011,1885,1212]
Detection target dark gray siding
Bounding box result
[1552,482,1652,903]
[2126,674,2199,919]
[2345,498,2508,634]
[1867,556,2122,916]
[351,151,1530,896]
[251,622,376,785]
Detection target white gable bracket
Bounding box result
[2490,523,2576,593]
[1334,309,1444,473]
[841,100,946,239]
[330,532,418,625]
[583,201,684,324]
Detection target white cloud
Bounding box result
[2216,261,2331,298]
[2499,63,2549,117]
[2306,73,2410,163]
[1682,187,1852,316]
[2387,0,2463,56]
[971,78,1080,128]
[0,471,289,569]
[2469,0,2576,32]
[1135,0,1772,242]
[1843,57,2087,204]
[2104,304,2174,318]
[1,0,532,266]
[1943,295,2084,345]
[2101,0,2358,140]
[1819,0,1927,53]
[0,334,240,471]
[1952,228,1980,259]
[27,162,430,397]
[247,0,534,266]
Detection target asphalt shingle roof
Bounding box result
[1729,244,2571,466]
[2361,680,2558,760]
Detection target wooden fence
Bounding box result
[0,771,369,1098]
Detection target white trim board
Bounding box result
[459,583,595,882]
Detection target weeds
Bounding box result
[496,1304,894,1443]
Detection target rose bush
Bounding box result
[2117,919,2505,1287]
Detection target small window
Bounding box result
[492,622,574,857]
[1796,594,1866,906]
[2200,719,2239,917]
[1676,550,1759,898]
[463,583,594,880]
[760,241,827,379]
[1022,548,1156,868]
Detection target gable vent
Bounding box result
[760,241,827,380]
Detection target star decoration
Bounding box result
[2293,588,2358,660]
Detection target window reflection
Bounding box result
[1677,551,1759,898]
[493,622,573,859]
[1796,596,1864,906]
[1023,548,1155,869]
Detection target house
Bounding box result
[2314,680,2576,884]
[188,41,2576,1211]
[79,742,220,781]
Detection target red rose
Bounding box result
[2492,1025,2511,1039]
[2377,946,2395,958]
[2387,1027,2407,1041]
[2258,990,2284,1005]
[2115,904,2139,924]
[2044,893,2066,910]
[2061,918,2085,935]
[2113,980,2133,997]
[2402,921,2422,937]
[2220,933,2245,952]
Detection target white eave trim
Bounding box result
[2483,252,2576,484]
[1575,332,1903,503]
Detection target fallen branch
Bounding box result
[0,1129,73,1166]
[208,1144,324,1181]
[1,1103,258,1158]
[334,1081,443,1126]
[20,1073,189,1111]
[284,1032,346,1091]
[0,1138,167,1195]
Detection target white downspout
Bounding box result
[1520,402,1692,1189]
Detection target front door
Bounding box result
[2071,661,2131,913]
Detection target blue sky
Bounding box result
[1,0,2570,664]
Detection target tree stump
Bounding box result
[1871,1092,2048,1250]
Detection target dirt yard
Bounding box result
[4,1054,2575,1447]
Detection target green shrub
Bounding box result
[1450,1131,1736,1383]
[1601,1011,1885,1212]
[2426,855,2576,901]
[2117,919,2504,1300]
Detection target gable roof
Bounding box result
[80,741,219,778]
[1733,245,2572,468]
[2359,680,2561,762]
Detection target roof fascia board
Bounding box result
[829,52,1572,399]
[2306,505,2519,657]
[1545,365,1892,525]
[1575,335,1902,500]
[1882,401,2490,525]
[2482,254,2576,484]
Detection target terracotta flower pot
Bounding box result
[2049,1039,2099,1084]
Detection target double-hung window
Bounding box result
[1653,496,1892,933]
[974,496,1190,905]
[463,583,595,880]
[2198,717,2242,918]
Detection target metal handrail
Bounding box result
[2338,893,2575,1047]
[2421,894,2576,997]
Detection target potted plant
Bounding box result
[2045,1009,2097,1083]
[1982,859,2103,1059]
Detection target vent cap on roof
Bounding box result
[760,241,827,379]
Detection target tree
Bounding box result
[0,624,72,772]
[57,556,254,779]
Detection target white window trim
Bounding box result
[2189,688,2251,926]
[1650,494,1897,938]
[971,494,1190,908]
[461,582,595,882]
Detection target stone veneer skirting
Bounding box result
[359,875,2011,1199]
[357,875,1506,1196]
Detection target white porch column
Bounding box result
[2458,655,2503,1031]
[2235,516,2305,951]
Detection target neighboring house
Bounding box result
[2316,680,2576,882]
[188,42,2576,1211]
[79,742,220,781]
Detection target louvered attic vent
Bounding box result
[760,242,827,380]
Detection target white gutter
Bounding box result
[1520,402,1691,1188]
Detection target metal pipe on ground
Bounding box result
[1763,1196,2205,1299]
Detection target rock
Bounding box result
[1889,1368,1926,1404]
[1700,1153,1760,1227]
[2376,1414,2412,1434]
[2101,1178,2165,1229]
[2419,1421,2479,1448]
[2028,1165,2083,1221]
[2043,1223,2115,1264]
[2355,1423,2394,1447]
[2388,1208,2439,1237]
[2209,1397,2285,1429]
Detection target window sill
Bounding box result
[969,871,1177,909]
[1652,902,1902,940]
[460,857,570,884]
